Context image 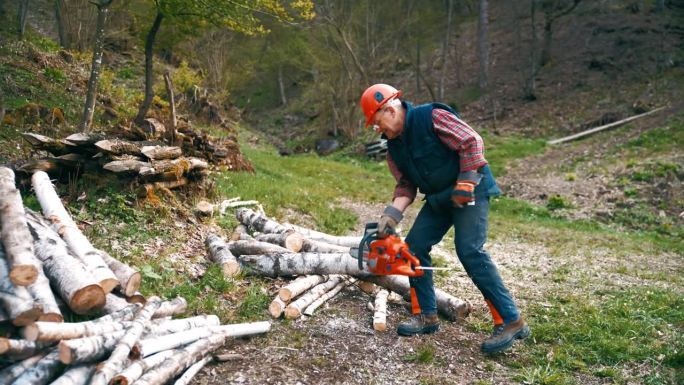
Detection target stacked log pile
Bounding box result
[205,208,472,331]
[0,169,271,384]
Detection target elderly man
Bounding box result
[359,84,529,354]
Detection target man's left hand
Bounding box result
[451,180,476,207]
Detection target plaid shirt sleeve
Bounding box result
[387,151,417,203]
[432,108,488,172]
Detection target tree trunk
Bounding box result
[26,210,107,315]
[23,318,129,342]
[254,232,304,252]
[54,0,69,48]
[278,275,327,302]
[478,0,489,91]
[173,356,213,385]
[439,0,454,100]
[0,167,39,285]
[204,234,240,277]
[236,208,290,234]
[32,171,119,292]
[300,239,349,253]
[79,0,112,132]
[285,276,345,319]
[11,348,63,385]
[17,0,29,39]
[90,297,162,385]
[240,252,367,278]
[277,64,287,106]
[540,15,552,67]
[525,0,538,100]
[98,250,140,297]
[227,240,289,257]
[135,11,164,125]
[163,71,177,144]
[303,277,354,316]
[0,338,53,360]
[49,364,95,385]
[373,289,389,331]
[110,350,176,385]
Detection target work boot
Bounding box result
[397,314,440,336]
[480,318,530,354]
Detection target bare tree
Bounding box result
[439,0,454,100]
[540,0,581,67]
[478,0,489,91]
[79,0,113,132]
[17,0,29,39]
[134,10,164,125]
[525,0,539,100]
[54,0,69,48]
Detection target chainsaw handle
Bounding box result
[399,247,422,275]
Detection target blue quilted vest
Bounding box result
[385,102,500,204]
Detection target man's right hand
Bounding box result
[378,205,403,238]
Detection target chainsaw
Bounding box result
[352,223,450,277]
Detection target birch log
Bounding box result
[0,167,39,285]
[254,232,304,252]
[235,208,290,234]
[0,338,53,360]
[0,352,48,384]
[28,269,63,322]
[58,330,126,364]
[229,224,251,241]
[284,223,361,247]
[11,348,63,385]
[103,160,151,173]
[90,296,162,385]
[25,210,106,315]
[240,252,367,278]
[373,289,389,331]
[23,318,129,342]
[153,296,187,318]
[174,355,213,385]
[49,364,95,385]
[227,240,289,257]
[98,250,141,297]
[268,296,287,318]
[32,171,119,292]
[205,234,240,277]
[300,239,350,253]
[278,275,328,302]
[103,293,131,314]
[0,254,42,326]
[110,350,176,385]
[124,291,146,304]
[94,139,143,156]
[303,278,355,316]
[284,276,345,319]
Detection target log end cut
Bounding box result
[122,272,142,297]
[38,313,64,323]
[71,284,107,315]
[58,340,75,364]
[268,299,285,319]
[284,233,304,252]
[12,307,42,327]
[373,322,387,332]
[278,289,293,303]
[99,278,120,294]
[283,307,300,320]
[222,261,241,277]
[9,265,38,286]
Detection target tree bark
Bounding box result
[204,234,240,277]
[103,159,151,173]
[278,275,327,302]
[26,195,106,316]
[525,0,539,100]
[79,0,113,132]
[227,240,289,257]
[49,364,95,385]
[135,10,164,125]
[163,71,177,144]
[32,171,119,292]
[23,318,129,342]
[110,350,176,385]
[0,338,53,360]
[0,254,42,326]
[373,289,389,331]
[22,133,74,156]
[11,348,63,385]
[174,355,212,385]
[0,351,48,384]
[94,139,143,156]
[236,208,290,235]
[152,296,187,318]
[284,223,361,247]
[255,232,304,252]
[90,297,162,385]
[240,252,368,278]
[28,269,63,322]
[303,277,354,316]
[277,64,287,106]
[17,0,29,39]
[300,239,349,253]
[439,0,454,100]
[0,167,39,285]
[58,331,124,364]
[478,0,489,91]
[230,224,252,241]
[102,293,133,313]
[140,145,182,160]
[98,250,140,297]
[54,0,69,49]
[284,276,345,319]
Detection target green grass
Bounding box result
[483,134,548,176]
[403,343,436,364]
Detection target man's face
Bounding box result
[372,105,403,139]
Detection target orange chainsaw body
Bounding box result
[366,235,424,277]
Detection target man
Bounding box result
[359,84,530,354]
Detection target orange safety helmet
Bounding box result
[360,84,402,127]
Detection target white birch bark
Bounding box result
[205,234,240,277]
[28,269,63,322]
[254,232,304,252]
[23,318,129,342]
[229,224,252,241]
[110,350,175,385]
[11,348,63,385]
[0,167,39,285]
[25,210,106,315]
[0,351,48,384]
[278,275,327,302]
[283,223,361,247]
[0,337,53,360]
[98,250,141,297]
[240,252,367,278]
[0,253,42,326]
[235,208,290,234]
[173,355,213,385]
[303,277,355,316]
[58,330,126,364]
[90,296,161,385]
[284,276,345,319]
[300,239,350,253]
[103,293,131,314]
[227,240,289,257]
[31,171,119,292]
[152,297,187,318]
[49,364,95,385]
[373,289,389,331]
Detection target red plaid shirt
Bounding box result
[388,108,488,202]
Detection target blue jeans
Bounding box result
[405,196,520,323]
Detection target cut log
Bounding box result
[28,270,63,322]
[235,208,290,234]
[153,297,187,318]
[103,293,133,314]
[300,239,350,253]
[0,167,39,285]
[240,252,367,278]
[136,178,188,196]
[173,355,213,385]
[58,331,126,364]
[25,210,106,315]
[65,132,105,146]
[284,223,361,247]
[0,351,49,384]
[103,159,151,174]
[363,276,472,322]
[284,276,345,319]
[138,157,208,177]
[357,281,378,295]
[94,139,143,156]
[0,338,53,360]
[22,133,73,155]
[16,158,60,174]
[146,314,220,336]
[268,296,287,319]
[229,224,251,241]
[227,240,289,257]
[32,171,119,292]
[98,250,141,297]
[0,254,42,326]
[278,275,327,302]
[303,277,355,316]
[11,348,63,385]
[219,199,259,214]
[373,289,389,332]
[124,291,146,304]
[140,145,182,160]
[90,296,162,385]
[110,350,176,385]
[255,232,304,252]
[48,364,95,385]
[204,234,240,277]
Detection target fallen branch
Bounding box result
[0,338,53,360]
[278,275,328,302]
[0,254,42,326]
[48,364,95,385]
[227,240,289,257]
[255,232,304,252]
[303,277,355,316]
[173,355,213,385]
[110,350,175,385]
[285,276,345,319]
[235,208,290,234]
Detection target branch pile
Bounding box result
[0,169,271,384]
[205,208,472,330]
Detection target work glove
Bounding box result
[451,170,482,208]
[378,205,403,238]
